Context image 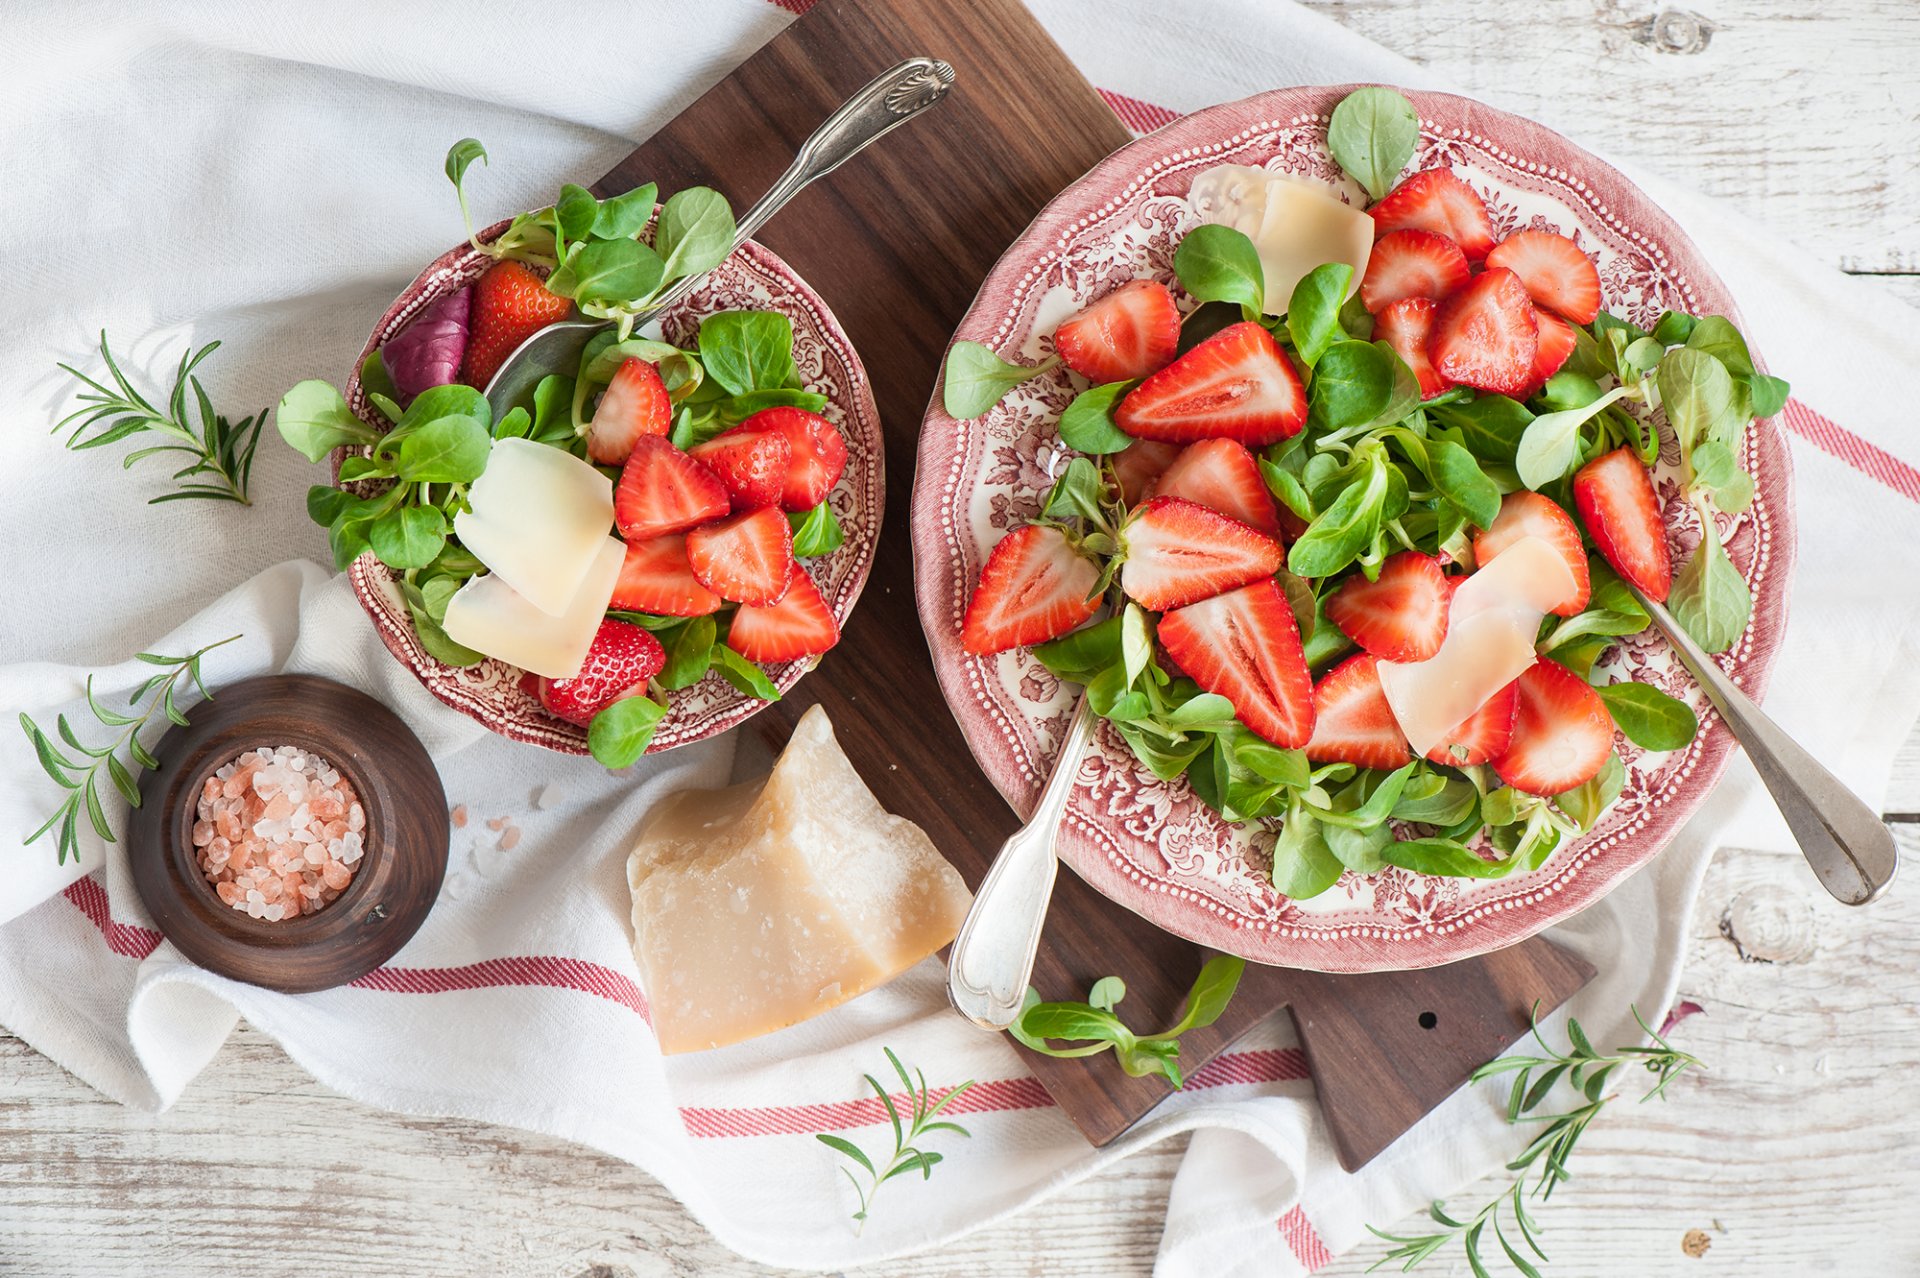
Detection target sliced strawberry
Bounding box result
[685,506,796,607]
[1372,297,1449,399]
[1530,309,1577,390]
[689,426,792,512]
[961,524,1102,655]
[1119,496,1283,612]
[1109,439,1181,508]
[536,618,664,727]
[1158,579,1315,748]
[1369,170,1497,262]
[1425,679,1520,767]
[609,534,723,617]
[1491,660,1614,795]
[1573,447,1672,602]
[1115,322,1307,446]
[1305,654,1411,769]
[1359,229,1472,314]
[1485,230,1602,325]
[1473,491,1592,617]
[1054,279,1181,383]
[739,406,847,510]
[727,566,839,664]
[613,436,730,541]
[463,260,574,390]
[1325,550,1451,663]
[1149,439,1282,539]
[1429,268,1539,397]
[586,357,670,464]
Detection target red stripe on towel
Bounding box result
[61,876,162,960]
[350,956,651,1021]
[1781,398,1920,503]
[1279,1205,1335,1270]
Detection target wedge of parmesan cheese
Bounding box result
[1375,537,1580,756]
[1187,164,1375,314]
[441,534,624,679]
[452,437,616,617]
[627,705,972,1054]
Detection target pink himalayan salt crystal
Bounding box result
[449,804,468,829]
[499,825,521,851]
[194,746,363,923]
[485,815,508,831]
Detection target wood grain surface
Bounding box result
[5,0,1919,1272]
[593,0,1594,1162]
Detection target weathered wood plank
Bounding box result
[1294,0,1920,281]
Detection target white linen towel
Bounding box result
[2,1,1917,1272]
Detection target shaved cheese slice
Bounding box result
[627,705,972,1054]
[441,534,624,679]
[1187,164,1375,315]
[452,437,615,617]
[1376,537,1580,755]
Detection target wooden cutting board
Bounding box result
[595,0,1595,1169]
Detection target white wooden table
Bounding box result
[6,2,1919,1273]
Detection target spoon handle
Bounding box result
[638,57,955,321]
[1634,586,1899,905]
[947,698,1095,1030]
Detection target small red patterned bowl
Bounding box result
[912,85,1795,972]
[343,224,883,756]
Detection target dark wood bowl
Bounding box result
[127,674,449,993]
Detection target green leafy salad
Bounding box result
[945,87,1782,897]
[275,141,850,766]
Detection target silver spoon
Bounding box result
[482,57,956,419]
[948,697,1095,1030]
[1630,584,1898,905]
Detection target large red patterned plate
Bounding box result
[912,86,1793,971]
[345,226,882,756]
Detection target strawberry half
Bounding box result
[961,524,1102,655]
[586,357,670,465]
[1054,279,1181,383]
[1305,654,1412,769]
[1115,322,1307,446]
[689,426,792,512]
[1149,438,1282,539]
[727,566,839,664]
[1429,268,1540,397]
[1373,297,1449,399]
[685,506,797,607]
[1119,496,1283,612]
[1530,309,1577,390]
[1369,170,1497,262]
[1158,579,1315,749]
[1109,439,1181,509]
[1359,229,1471,314]
[463,260,574,390]
[1425,679,1520,767]
[739,406,847,510]
[1491,660,1614,795]
[537,618,665,727]
[1473,491,1592,617]
[614,437,730,541]
[609,534,722,617]
[1325,550,1451,664]
[1485,230,1602,325]
[1572,447,1672,602]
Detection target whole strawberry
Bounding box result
[537,618,665,726]
[462,260,574,390]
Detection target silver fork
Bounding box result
[481,57,956,420]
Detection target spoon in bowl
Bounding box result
[482,56,956,420]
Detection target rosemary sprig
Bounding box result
[19,636,241,864]
[815,1048,976,1234]
[55,331,265,504]
[1367,1005,1702,1275]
